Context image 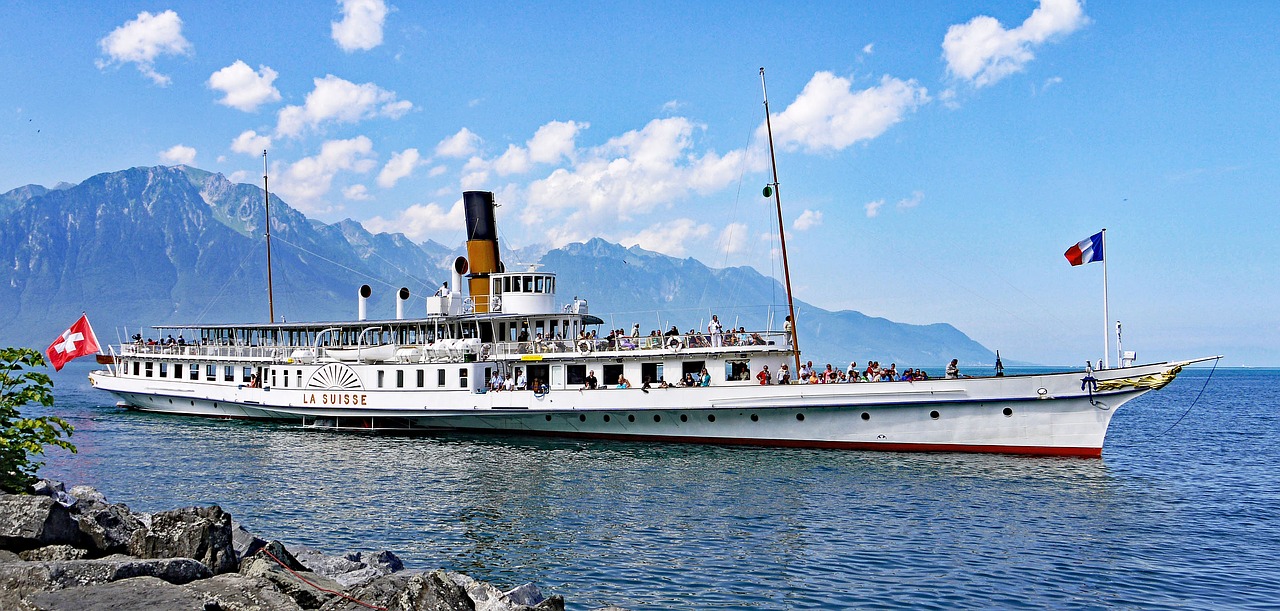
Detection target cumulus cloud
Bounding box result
[716,222,750,254]
[435,128,482,158]
[492,120,587,176]
[96,10,192,86]
[617,218,713,257]
[793,209,823,230]
[943,0,1087,88]
[332,0,389,52]
[896,190,923,209]
[865,199,885,218]
[377,148,423,188]
[343,184,371,200]
[276,75,412,137]
[363,200,466,242]
[272,136,377,213]
[208,61,282,112]
[764,72,928,154]
[160,144,196,165]
[231,130,273,156]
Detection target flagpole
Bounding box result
[264,150,275,325]
[760,67,803,377]
[1101,228,1109,369]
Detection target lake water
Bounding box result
[31,362,1280,610]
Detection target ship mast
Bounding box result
[760,68,802,375]
[261,149,273,321]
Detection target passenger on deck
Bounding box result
[616,375,631,389]
[583,370,598,390]
[946,359,960,379]
[435,282,450,297]
[777,363,791,384]
[682,373,696,387]
[514,370,526,390]
[699,368,711,387]
[756,365,771,385]
[709,315,724,347]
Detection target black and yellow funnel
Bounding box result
[463,191,501,312]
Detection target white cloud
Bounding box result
[862,43,875,55]
[435,128,482,158]
[428,165,447,177]
[492,120,587,176]
[343,184,371,200]
[377,148,423,188]
[764,72,929,154]
[896,191,923,209]
[716,222,750,254]
[363,200,466,242]
[273,136,377,213]
[332,0,389,52]
[276,75,412,137]
[661,100,684,113]
[231,130,273,156]
[793,209,823,230]
[460,156,490,190]
[160,144,196,165]
[865,199,885,218]
[96,10,192,86]
[208,61,282,112]
[943,0,1087,88]
[617,218,713,257]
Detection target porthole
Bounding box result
[654,415,661,423]
[604,414,612,422]
[680,414,688,422]
[796,413,805,421]
[708,414,716,422]
[168,399,172,404]
[930,410,940,420]
[750,414,759,422]
[579,414,586,422]
[861,412,870,421]
[1003,407,1013,417]
[628,415,635,422]
[190,400,195,406]
[545,415,552,421]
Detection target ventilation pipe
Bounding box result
[462,191,501,313]
[451,256,467,301]
[395,287,410,319]
[358,284,372,321]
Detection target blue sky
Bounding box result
[3,1,1277,366]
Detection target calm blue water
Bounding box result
[31,362,1280,610]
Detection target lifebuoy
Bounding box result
[577,339,593,354]
[479,343,493,360]
[666,337,682,351]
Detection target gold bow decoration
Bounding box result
[1095,365,1183,391]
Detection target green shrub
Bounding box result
[0,348,76,493]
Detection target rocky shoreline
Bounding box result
[0,480,604,611]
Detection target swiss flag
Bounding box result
[46,314,101,371]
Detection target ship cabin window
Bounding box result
[602,364,623,388]
[243,367,252,382]
[206,365,217,381]
[132,361,140,376]
[377,370,384,388]
[535,276,545,293]
[174,364,183,379]
[271,370,277,387]
[416,369,424,388]
[682,361,706,380]
[396,370,404,388]
[159,363,167,378]
[223,366,234,382]
[523,276,533,292]
[296,370,302,387]
[725,360,751,382]
[437,369,446,387]
[282,370,288,387]
[190,365,199,381]
[566,365,586,386]
[145,361,153,377]
[459,368,468,388]
[641,363,664,386]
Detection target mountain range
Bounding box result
[0,165,996,370]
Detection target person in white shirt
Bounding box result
[709,315,723,347]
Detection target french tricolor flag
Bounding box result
[1064,231,1104,266]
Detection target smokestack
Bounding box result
[462,191,501,313]
[358,284,372,321]
[395,287,410,319]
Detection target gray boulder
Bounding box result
[449,572,563,611]
[333,565,383,589]
[24,575,214,611]
[240,554,343,609]
[319,572,418,611]
[390,569,475,611]
[130,505,237,575]
[0,494,83,551]
[293,546,364,577]
[77,502,145,555]
[185,572,305,611]
[230,522,267,561]
[0,555,212,602]
[67,485,108,507]
[18,545,88,562]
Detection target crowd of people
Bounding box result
[750,360,941,385]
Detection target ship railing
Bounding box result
[118,342,293,361]
[486,330,789,358]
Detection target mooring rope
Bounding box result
[1145,357,1221,441]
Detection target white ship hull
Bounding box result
[90,359,1194,457]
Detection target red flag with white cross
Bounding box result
[46,314,101,371]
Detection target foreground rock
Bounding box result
[0,481,576,610]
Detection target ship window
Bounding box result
[459,368,468,388]
[566,365,586,386]
[377,370,384,388]
[271,370,276,386]
[282,370,288,387]
[159,363,167,377]
[523,276,533,292]
[725,360,751,382]
[503,277,511,292]
[145,361,153,377]
[396,370,404,388]
[206,365,216,381]
[174,364,183,379]
[536,276,545,293]
[225,366,235,382]
[681,361,705,380]
[641,363,663,386]
[243,367,253,382]
[417,369,424,388]
[602,364,623,388]
[132,361,140,376]
[190,365,199,381]
[437,369,446,387]
[296,370,302,387]
[493,279,502,294]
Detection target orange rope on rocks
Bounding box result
[261,547,388,611]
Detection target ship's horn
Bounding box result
[358,284,372,321]
[462,191,500,313]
